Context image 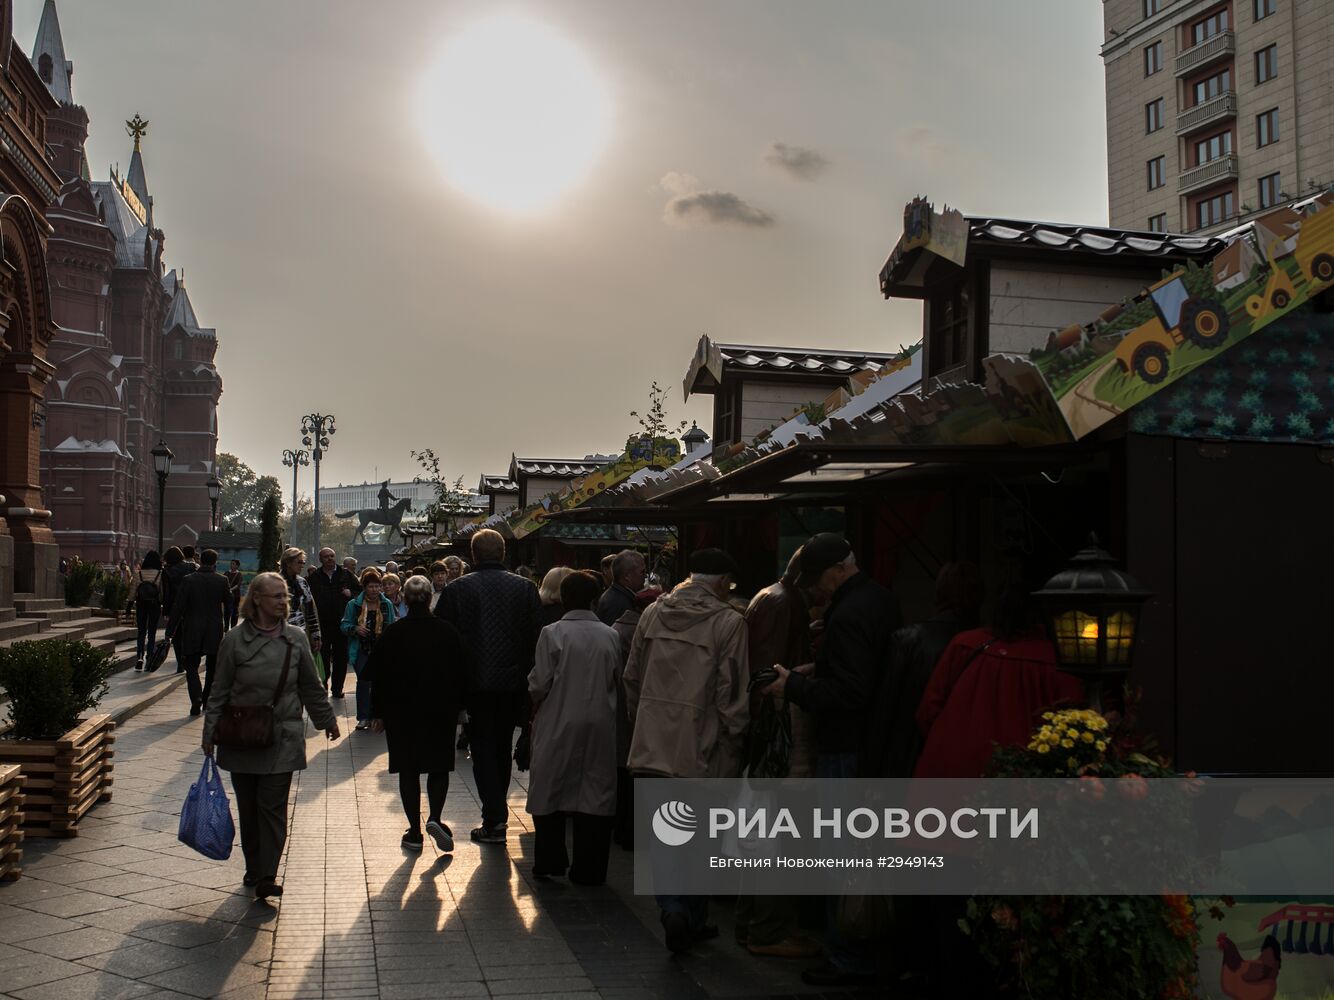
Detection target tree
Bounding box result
[279,496,357,556]
[411,448,471,527]
[258,492,282,573]
[627,380,688,463]
[218,453,283,529]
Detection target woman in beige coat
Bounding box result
[526,570,622,884]
[202,572,340,899]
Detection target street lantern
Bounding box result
[206,475,222,531]
[1033,535,1152,712]
[150,440,173,553]
[282,448,310,550]
[300,414,335,555]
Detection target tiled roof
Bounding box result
[510,456,615,478]
[478,475,518,493]
[685,335,903,397]
[881,215,1224,298]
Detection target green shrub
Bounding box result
[63,561,102,607]
[100,574,130,612]
[0,639,112,739]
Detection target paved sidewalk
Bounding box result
[0,678,882,1000]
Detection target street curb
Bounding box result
[110,673,187,727]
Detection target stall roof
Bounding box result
[478,475,518,494]
[509,455,616,478]
[683,334,906,398]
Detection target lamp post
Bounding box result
[1033,535,1152,713]
[150,440,173,553]
[282,448,310,550]
[300,413,335,557]
[205,475,221,532]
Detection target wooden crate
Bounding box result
[0,715,115,838]
[0,763,24,879]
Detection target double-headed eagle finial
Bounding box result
[125,114,149,151]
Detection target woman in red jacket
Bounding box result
[913,584,1083,779]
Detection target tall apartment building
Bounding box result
[1102,0,1334,234]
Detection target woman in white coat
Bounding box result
[526,569,622,884]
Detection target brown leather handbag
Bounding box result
[213,639,294,750]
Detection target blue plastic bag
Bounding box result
[178,754,234,860]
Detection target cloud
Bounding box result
[659,173,775,228]
[764,142,830,181]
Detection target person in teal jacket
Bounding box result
[341,568,395,730]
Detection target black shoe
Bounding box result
[425,820,453,853]
[331,692,344,699]
[800,962,875,987]
[402,830,423,852]
[189,705,201,717]
[135,659,144,672]
[255,880,283,900]
[469,823,506,844]
[663,911,692,954]
[243,872,258,887]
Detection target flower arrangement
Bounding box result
[962,693,1223,999]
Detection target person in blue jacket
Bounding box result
[341,568,395,731]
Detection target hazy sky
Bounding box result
[17,1,1108,495]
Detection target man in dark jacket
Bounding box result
[434,528,540,844]
[172,549,231,715]
[160,546,195,673]
[307,547,357,697]
[595,549,645,626]
[766,533,901,987]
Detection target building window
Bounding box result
[1192,67,1232,105]
[38,53,52,84]
[1148,213,1169,233]
[1190,7,1230,45]
[928,286,970,374]
[1194,130,1233,165]
[1147,156,1166,190]
[174,340,183,360]
[1258,172,1282,209]
[1145,98,1165,133]
[1255,0,1276,19]
[1144,41,1163,76]
[1196,190,1235,229]
[1255,44,1278,83]
[1257,107,1280,146]
[1145,0,1162,16]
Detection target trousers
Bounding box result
[467,692,525,828]
[533,812,614,884]
[324,628,349,696]
[135,602,160,662]
[179,647,218,712]
[230,771,293,881]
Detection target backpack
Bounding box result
[136,576,161,606]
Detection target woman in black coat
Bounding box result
[369,574,468,853]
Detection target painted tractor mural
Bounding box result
[1113,271,1231,384]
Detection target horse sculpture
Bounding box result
[335,497,412,546]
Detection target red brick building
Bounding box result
[0,0,62,605]
[34,0,221,564]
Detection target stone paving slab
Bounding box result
[0,672,886,999]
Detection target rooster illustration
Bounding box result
[1217,933,1282,1000]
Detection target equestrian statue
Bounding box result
[336,481,411,545]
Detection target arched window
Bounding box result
[38,53,52,84]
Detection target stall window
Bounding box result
[928,286,969,374]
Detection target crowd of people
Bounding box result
[109,525,1085,996]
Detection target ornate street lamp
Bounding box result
[1033,535,1152,713]
[150,440,173,553]
[206,474,221,531]
[300,414,335,556]
[282,448,310,550]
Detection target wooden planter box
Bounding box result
[0,764,24,879]
[0,715,115,838]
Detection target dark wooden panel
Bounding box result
[1173,440,1334,774]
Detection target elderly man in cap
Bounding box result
[624,547,749,955]
[765,532,902,987]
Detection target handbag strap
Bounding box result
[271,638,295,708]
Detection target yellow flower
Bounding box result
[1096,740,1107,751]
[1067,757,1078,768]
[1036,744,1050,754]
[1042,712,1054,721]
[1061,739,1074,749]
[1081,731,1095,743]
[1065,728,1079,739]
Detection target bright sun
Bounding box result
[419,15,612,215]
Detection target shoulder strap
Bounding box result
[271,638,295,708]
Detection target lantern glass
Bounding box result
[151,441,173,476]
[206,476,221,501]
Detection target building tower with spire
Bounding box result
[35,1,222,562]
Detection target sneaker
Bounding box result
[354,720,369,731]
[401,830,423,852]
[469,823,507,844]
[425,820,454,853]
[134,659,144,672]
